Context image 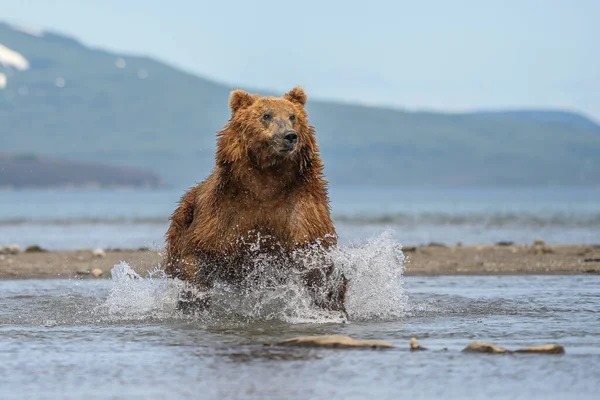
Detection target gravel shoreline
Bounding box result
[1,243,599,280]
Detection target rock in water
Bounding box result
[462,341,509,354]
[91,268,104,277]
[410,337,427,351]
[515,344,565,354]
[92,248,106,258]
[268,335,394,349]
[463,341,565,355]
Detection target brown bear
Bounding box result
[164,87,347,314]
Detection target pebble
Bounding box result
[0,244,21,255]
[427,242,447,247]
[92,248,106,258]
[530,246,554,255]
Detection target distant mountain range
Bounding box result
[0,153,161,189]
[1,21,599,188]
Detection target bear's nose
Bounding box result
[283,131,298,144]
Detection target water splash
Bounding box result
[99,262,182,320]
[100,229,406,324]
[332,229,407,320]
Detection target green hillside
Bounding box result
[1,22,599,187]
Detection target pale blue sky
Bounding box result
[2,0,599,119]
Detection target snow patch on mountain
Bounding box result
[0,43,30,71]
[8,23,45,37]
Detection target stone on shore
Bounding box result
[25,245,47,253]
[92,248,106,258]
[91,268,104,277]
[0,244,21,255]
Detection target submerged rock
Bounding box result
[463,341,565,355]
[267,335,394,349]
[515,344,565,354]
[463,341,509,354]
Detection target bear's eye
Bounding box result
[289,114,296,122]
[262,113,272,122]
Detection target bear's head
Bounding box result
[216,87,318,171]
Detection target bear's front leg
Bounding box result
[164,185,202,278]
[175,251,227,314]
[300,255,348,317]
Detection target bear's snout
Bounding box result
[272,130,298,153]
[283,131,298,145]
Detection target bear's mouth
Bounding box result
[276,145,295,155]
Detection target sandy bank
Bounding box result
[1,243,599,280]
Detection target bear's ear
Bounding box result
[284,87,307,106]
[229,89,256,113]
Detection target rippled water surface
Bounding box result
[1,186,599,249]
[1,270,599,399]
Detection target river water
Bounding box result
[1,186,599,250]
[1,265,599,399]
[1,186,599,398]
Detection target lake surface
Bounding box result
[1,186,599,250]
[1,272,599,399]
